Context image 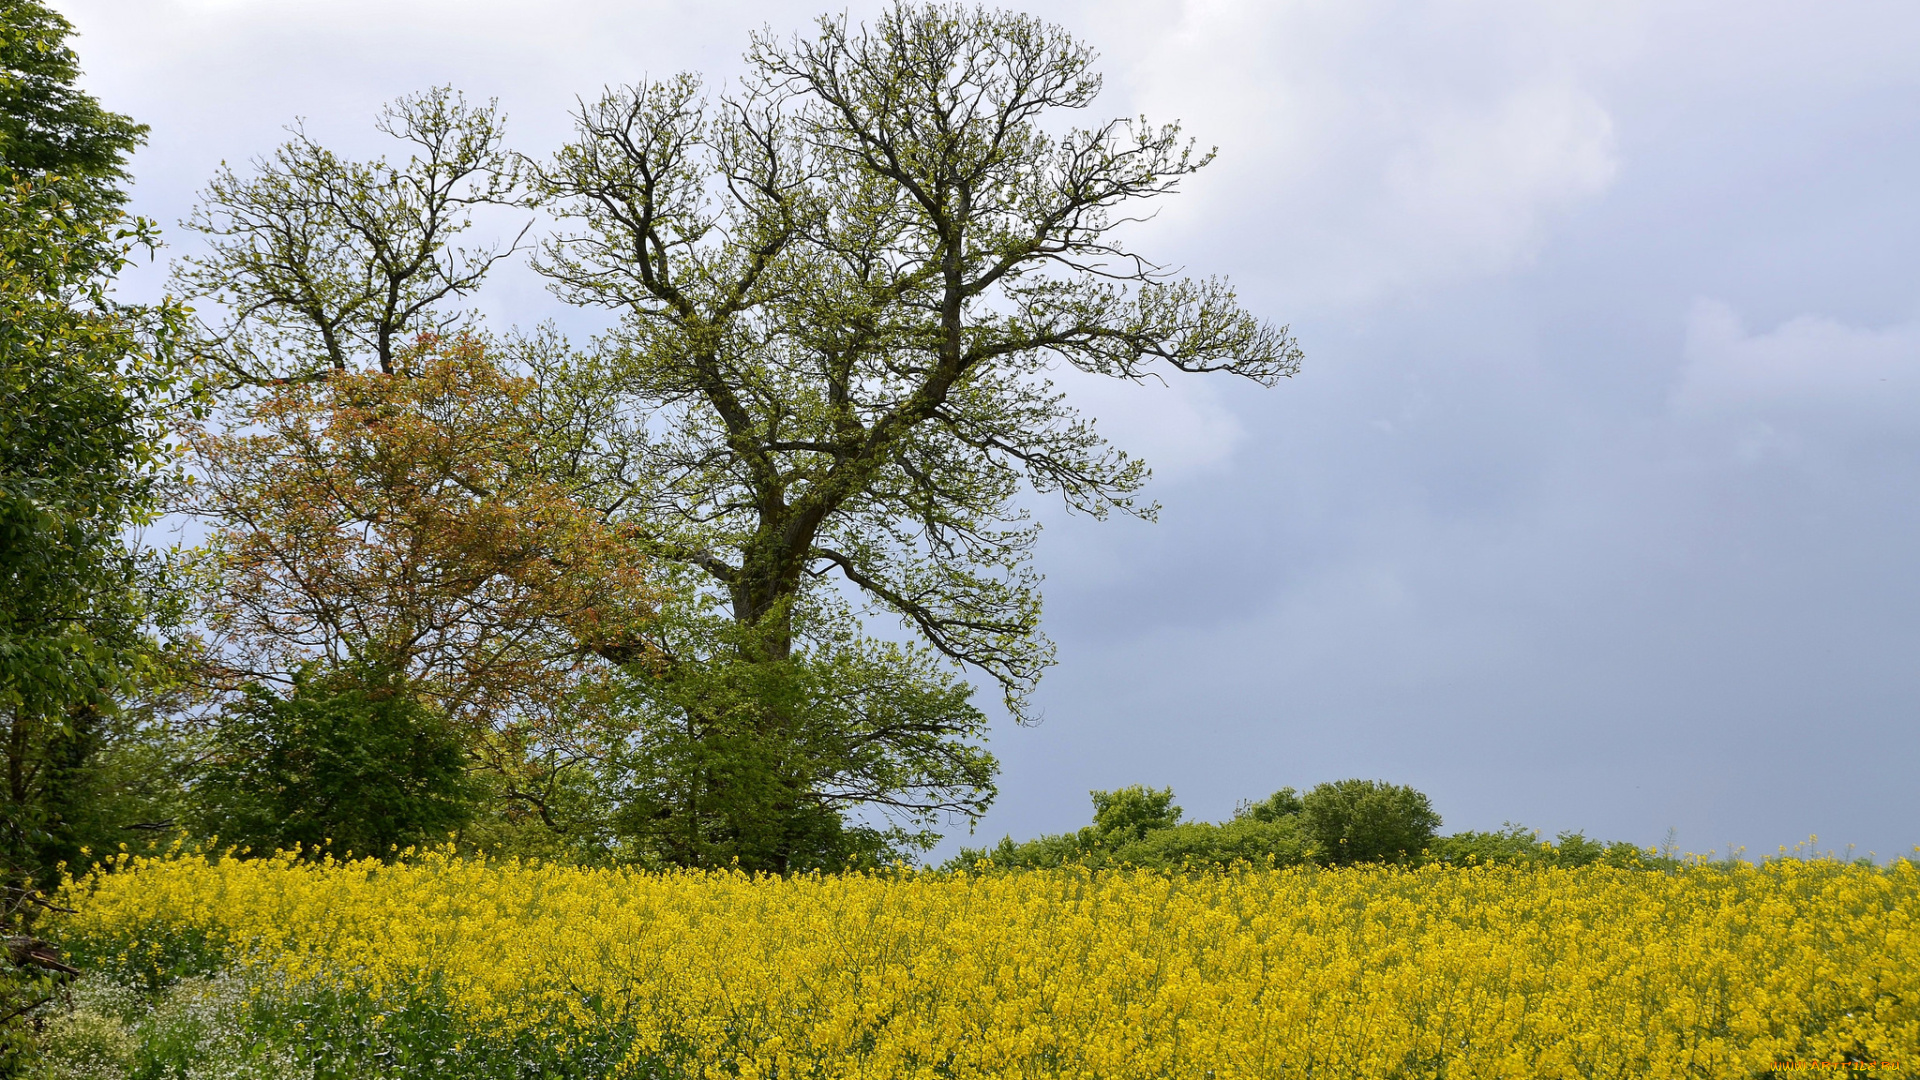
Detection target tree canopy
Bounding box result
[533,5,1300,718]
[0,0,146,208]
[175,88,522,382]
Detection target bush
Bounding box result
[1109,817,1308,870]
[1087,786,1183,844]
[1299,780,1440,865]
[953,785,1309,871]
[192,664,474,859]
[1429,823,1657,869]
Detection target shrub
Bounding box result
[1109,817,1308,870]
[954,786,1309,871]
[1299,779,1440,865]
[1087,786,1183,844]
[191,664,474,859]
[1428,823,1656,869]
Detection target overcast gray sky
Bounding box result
[57,0,1920,861]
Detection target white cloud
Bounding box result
[1674,300,1920,426]
[63,0,1629,316]
[1081,0,1627,305]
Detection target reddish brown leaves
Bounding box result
[186,334,656,780]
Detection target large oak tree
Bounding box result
[534,4,1298,713]
[524,4,1299,867]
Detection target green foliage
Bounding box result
[452,765,625,867]
[1088,786,1184,844]
[0,0,146,210]
[605,610,996,872]
[957,779,1676,876]
[1428,823,1657,870]
[0,1,191,896]
[192,666,475,860]
[0,966,52,1075]
[0,174,166,889]
[955,785,1308,871]
[1299,779,1442,866]
[1108,817,1309,871]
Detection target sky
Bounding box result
[53,0,1920,861]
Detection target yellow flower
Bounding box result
[54,850,1919,1078]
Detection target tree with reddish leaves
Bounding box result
[184,335,656,855]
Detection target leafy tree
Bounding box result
[535,4,1297,706]
[1298,779,1441,866]
[526,3,1297,865]
[0,4,181,1059]
[174,87,522,382]
[0,0,189,892]
[183,335,655,855]
[192,663,474,858]
[0,0,146,211]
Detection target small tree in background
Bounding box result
[1299,779,1441,865]
[1088,786,1184,845]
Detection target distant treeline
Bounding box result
[949,780,1668,872]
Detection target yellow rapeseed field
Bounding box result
[55,851,1918,1078]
